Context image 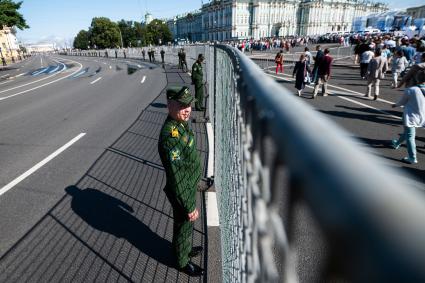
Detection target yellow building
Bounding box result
[0,26,21,64]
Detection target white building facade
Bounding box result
[298,0,387,35]
[169,0,387,41]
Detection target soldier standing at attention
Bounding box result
[191,54,205,111]
[160,48,165,63]
[181,48,188,72]
[158,86,204,277]
[148,49,152,62]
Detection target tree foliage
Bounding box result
[89,17,121,49]
[145,19,172,45]
[73,30,90,50]
[0,0,28,30]
[72,17,173,50]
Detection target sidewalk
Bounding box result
[0,65,209,282]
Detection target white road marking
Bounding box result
[0,133,86,196]
[266,73,402,120]
[0,58,67,94]
[103,62,107,65]
[90,77,102,85]
[109,65,112,69]
[267,71,396,105]
[0,59,83,101]
[15,72,26,77]
[0,74,9,78]
[141,75,146,84]
[137,64,142,68]
[47,65,60,74]
[262,64,294,70]
[32,67,49,76]
[207,192,219,227]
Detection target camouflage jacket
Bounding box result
[158,116,201,213]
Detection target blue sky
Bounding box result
[17,0,202,45]
[16,0,424,46]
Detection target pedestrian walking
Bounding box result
[292,54,311,97]
[158,86,204,276]
[398,53,425,88]
[312,48,333,99]
[391,50,409,88]
[390,70,425,164]
[142,49,146,60]
[148,49,152,62]
[304,47,313,67]
[312,45,324,83]
[360,47,374,79]
[161,48,165,63]
[275,50,283,74]
[1,57,6,66]
[365,48,388,100]
[191,54,205,111]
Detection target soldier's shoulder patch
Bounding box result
[171,126,179,138]
[170,149,180,161]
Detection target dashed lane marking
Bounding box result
[90,77,102,85]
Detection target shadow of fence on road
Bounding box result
[0,66,207,283]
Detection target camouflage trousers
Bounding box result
[173,215,194,268]
[194,82,204,110]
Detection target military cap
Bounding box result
[166,86,196,105]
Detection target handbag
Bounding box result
[303,63,310,83]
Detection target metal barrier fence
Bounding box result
[64,45,425,282]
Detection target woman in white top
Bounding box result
[391,70,425,164]
[391,50,409,88]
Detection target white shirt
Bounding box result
[395,86,425,128]
[361,50,374,63]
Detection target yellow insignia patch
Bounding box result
[171,127,179,138]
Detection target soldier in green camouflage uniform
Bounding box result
[158,86,204,277]
[191,54,205,111]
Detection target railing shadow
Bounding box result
[0,65,207,283]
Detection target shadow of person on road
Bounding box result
[65,186,175,268]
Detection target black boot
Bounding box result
[179,261,204,276]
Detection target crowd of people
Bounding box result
[277,33,425,165]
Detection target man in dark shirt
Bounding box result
[312,45,324,83]
[313,48,333,98]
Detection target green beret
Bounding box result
[166,86,196,105]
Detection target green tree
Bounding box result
[146,19,172,45]
[89,17,120,49]
[0,0,28,30]
[73,30,90,50]
[134,22,145,47]
[117,20,138,48]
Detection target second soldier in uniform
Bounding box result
[191,54,205,111]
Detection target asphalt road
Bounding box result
[251,55,425,187]
[0,54,166,258]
